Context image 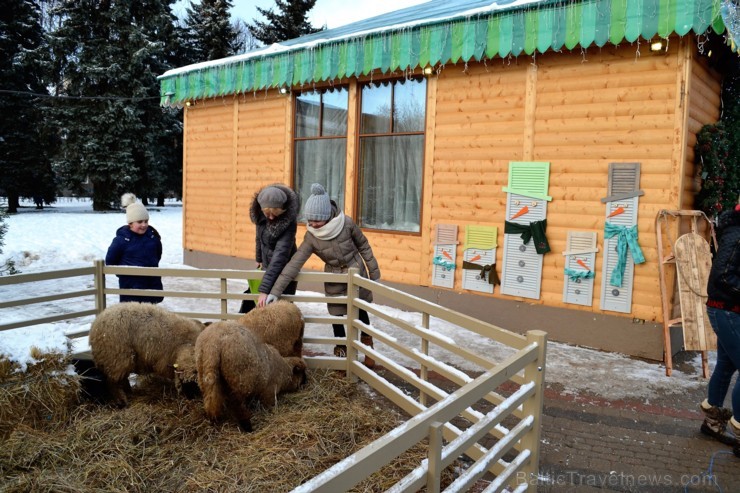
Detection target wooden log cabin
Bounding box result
[159,0,739,361]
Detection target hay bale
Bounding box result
[0,368,460,491]
[0,348,80,439]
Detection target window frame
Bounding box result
[354,76,428,235]
[291,85,350,218]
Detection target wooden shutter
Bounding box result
[562,231,598,306]
[501,193,548,299]
[600,162,641,313]
[600,162,644,203]
[501,162,551,300]
[502,162,553,201]
[432,224,457,289]
[462,225,497,294]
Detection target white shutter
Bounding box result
[432,224,457,289]
[562,232,598,306]
[501,193,547,299]
[600,196,639,313]
[462,225,497,293]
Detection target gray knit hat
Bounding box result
[257,186,287,209]
[303,183,332,221]
[121,193,149,223]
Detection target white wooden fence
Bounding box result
[0,260,547,492]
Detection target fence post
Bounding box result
[426,421,443,493]
[346,267,359,382]
[518,329,547,490]
[220,277,228,319]
[420,312,430,406]
[94,259,106,314]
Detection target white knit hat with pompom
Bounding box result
[121,193,149,223]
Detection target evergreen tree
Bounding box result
[248,0,323,45]
[0,0,57,213]
[183,0,242,63]
[0,203,17,275]
[48,0,184,210]
[694,40,740,217]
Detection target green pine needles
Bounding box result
[695,57,740,218]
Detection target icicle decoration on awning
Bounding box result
[159,0,731,107]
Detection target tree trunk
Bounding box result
[6,193,19,213]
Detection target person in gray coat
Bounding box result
[267,183,381,367]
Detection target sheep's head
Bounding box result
[173,346,199,398]
[286,357,308,389]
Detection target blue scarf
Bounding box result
[564,268,595,282]
[604,222,645,287]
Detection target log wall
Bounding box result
[181,37,722,324]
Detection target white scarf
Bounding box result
[308,211,345,240]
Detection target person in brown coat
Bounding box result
[266,183,381,367]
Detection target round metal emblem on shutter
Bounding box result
[612,288,620,297]
[516,275,524,283]
[519,245,526,252]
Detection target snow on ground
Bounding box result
[0,197,711,400]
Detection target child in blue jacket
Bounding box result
[105,193,164,304]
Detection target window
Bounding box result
[293,86,348,217]
[358,77,426,233]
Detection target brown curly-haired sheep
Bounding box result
[195,320,307,432]
[89,303,205,407]
[237,300,304,357]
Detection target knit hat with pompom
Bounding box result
[303,183,332,221]
[122,193,149,224]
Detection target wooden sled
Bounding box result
[655,209,716,377]
[674,232,717,378]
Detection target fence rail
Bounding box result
[0,260,546,492]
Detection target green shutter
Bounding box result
[502,161,552,201]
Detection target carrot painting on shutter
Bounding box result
[431,224,458,289]
[599,163,645,314]
[562,232,599,307]
[462,225,498,294]
[500,162,552,300]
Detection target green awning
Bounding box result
[159,0,729,107]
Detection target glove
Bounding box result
[266,294,279,305]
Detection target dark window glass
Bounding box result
[293,87,349,216]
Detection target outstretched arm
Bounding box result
[264,237,315,303]
[350,222,381,280]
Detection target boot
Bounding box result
[333,345,347,358]
[699,399,735,445]
[360,335,375,369]
[731,417,740,457]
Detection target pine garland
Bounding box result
[695,56,740,217]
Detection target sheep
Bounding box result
[89,302,205,407]
[195,320,307,432]
[237,300,304,357]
